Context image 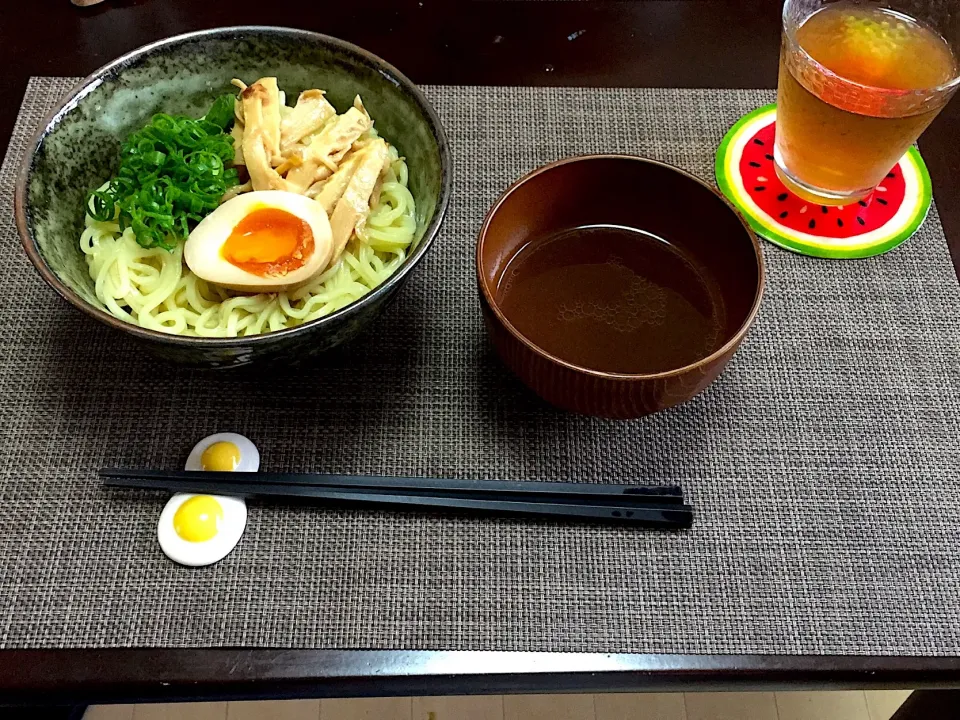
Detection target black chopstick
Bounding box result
[100,469,684,506]
[101,472,693,529]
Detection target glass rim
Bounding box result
[781,0,960,97]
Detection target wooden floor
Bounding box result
[85,691,911,720]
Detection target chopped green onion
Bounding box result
[85,96,239,251]
[203,94,237,131]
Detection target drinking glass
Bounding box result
[775,0,960,204]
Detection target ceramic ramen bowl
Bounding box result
[477,155,765,419]
[15,26,451,368]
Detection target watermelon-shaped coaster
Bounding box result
[716,104,932,259]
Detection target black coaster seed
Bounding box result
[837,218,844,228]
[754,186,766,192]
[749,161,761,168]
[777,193,788,201]
[876,197,888,205]
[857,216,866,226]
[779,211,788,219]
[808,219,816,230]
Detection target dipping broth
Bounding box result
[495,225,725,374]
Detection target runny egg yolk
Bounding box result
[221,207,314,277]
[201,441,241,472]
[173,495,224,542]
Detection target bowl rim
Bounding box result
[14,25,452,347]
[476,153,766,381]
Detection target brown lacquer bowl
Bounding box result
[476,155,765,419]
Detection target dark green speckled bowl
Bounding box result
[15,27,450,368]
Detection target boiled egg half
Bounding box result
[157,433,260,567]
[184,191,333,292]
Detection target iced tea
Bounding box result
[776,1,958,204]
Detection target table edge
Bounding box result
[2,649,959,705]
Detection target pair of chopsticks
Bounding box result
[100,470,694,529]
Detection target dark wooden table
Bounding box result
[2,0,959,714]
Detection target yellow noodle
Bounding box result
[81,146,415,337]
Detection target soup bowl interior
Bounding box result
[17,26,449,365]
[478,155,763,372]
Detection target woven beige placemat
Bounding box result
[1,78,959,653]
